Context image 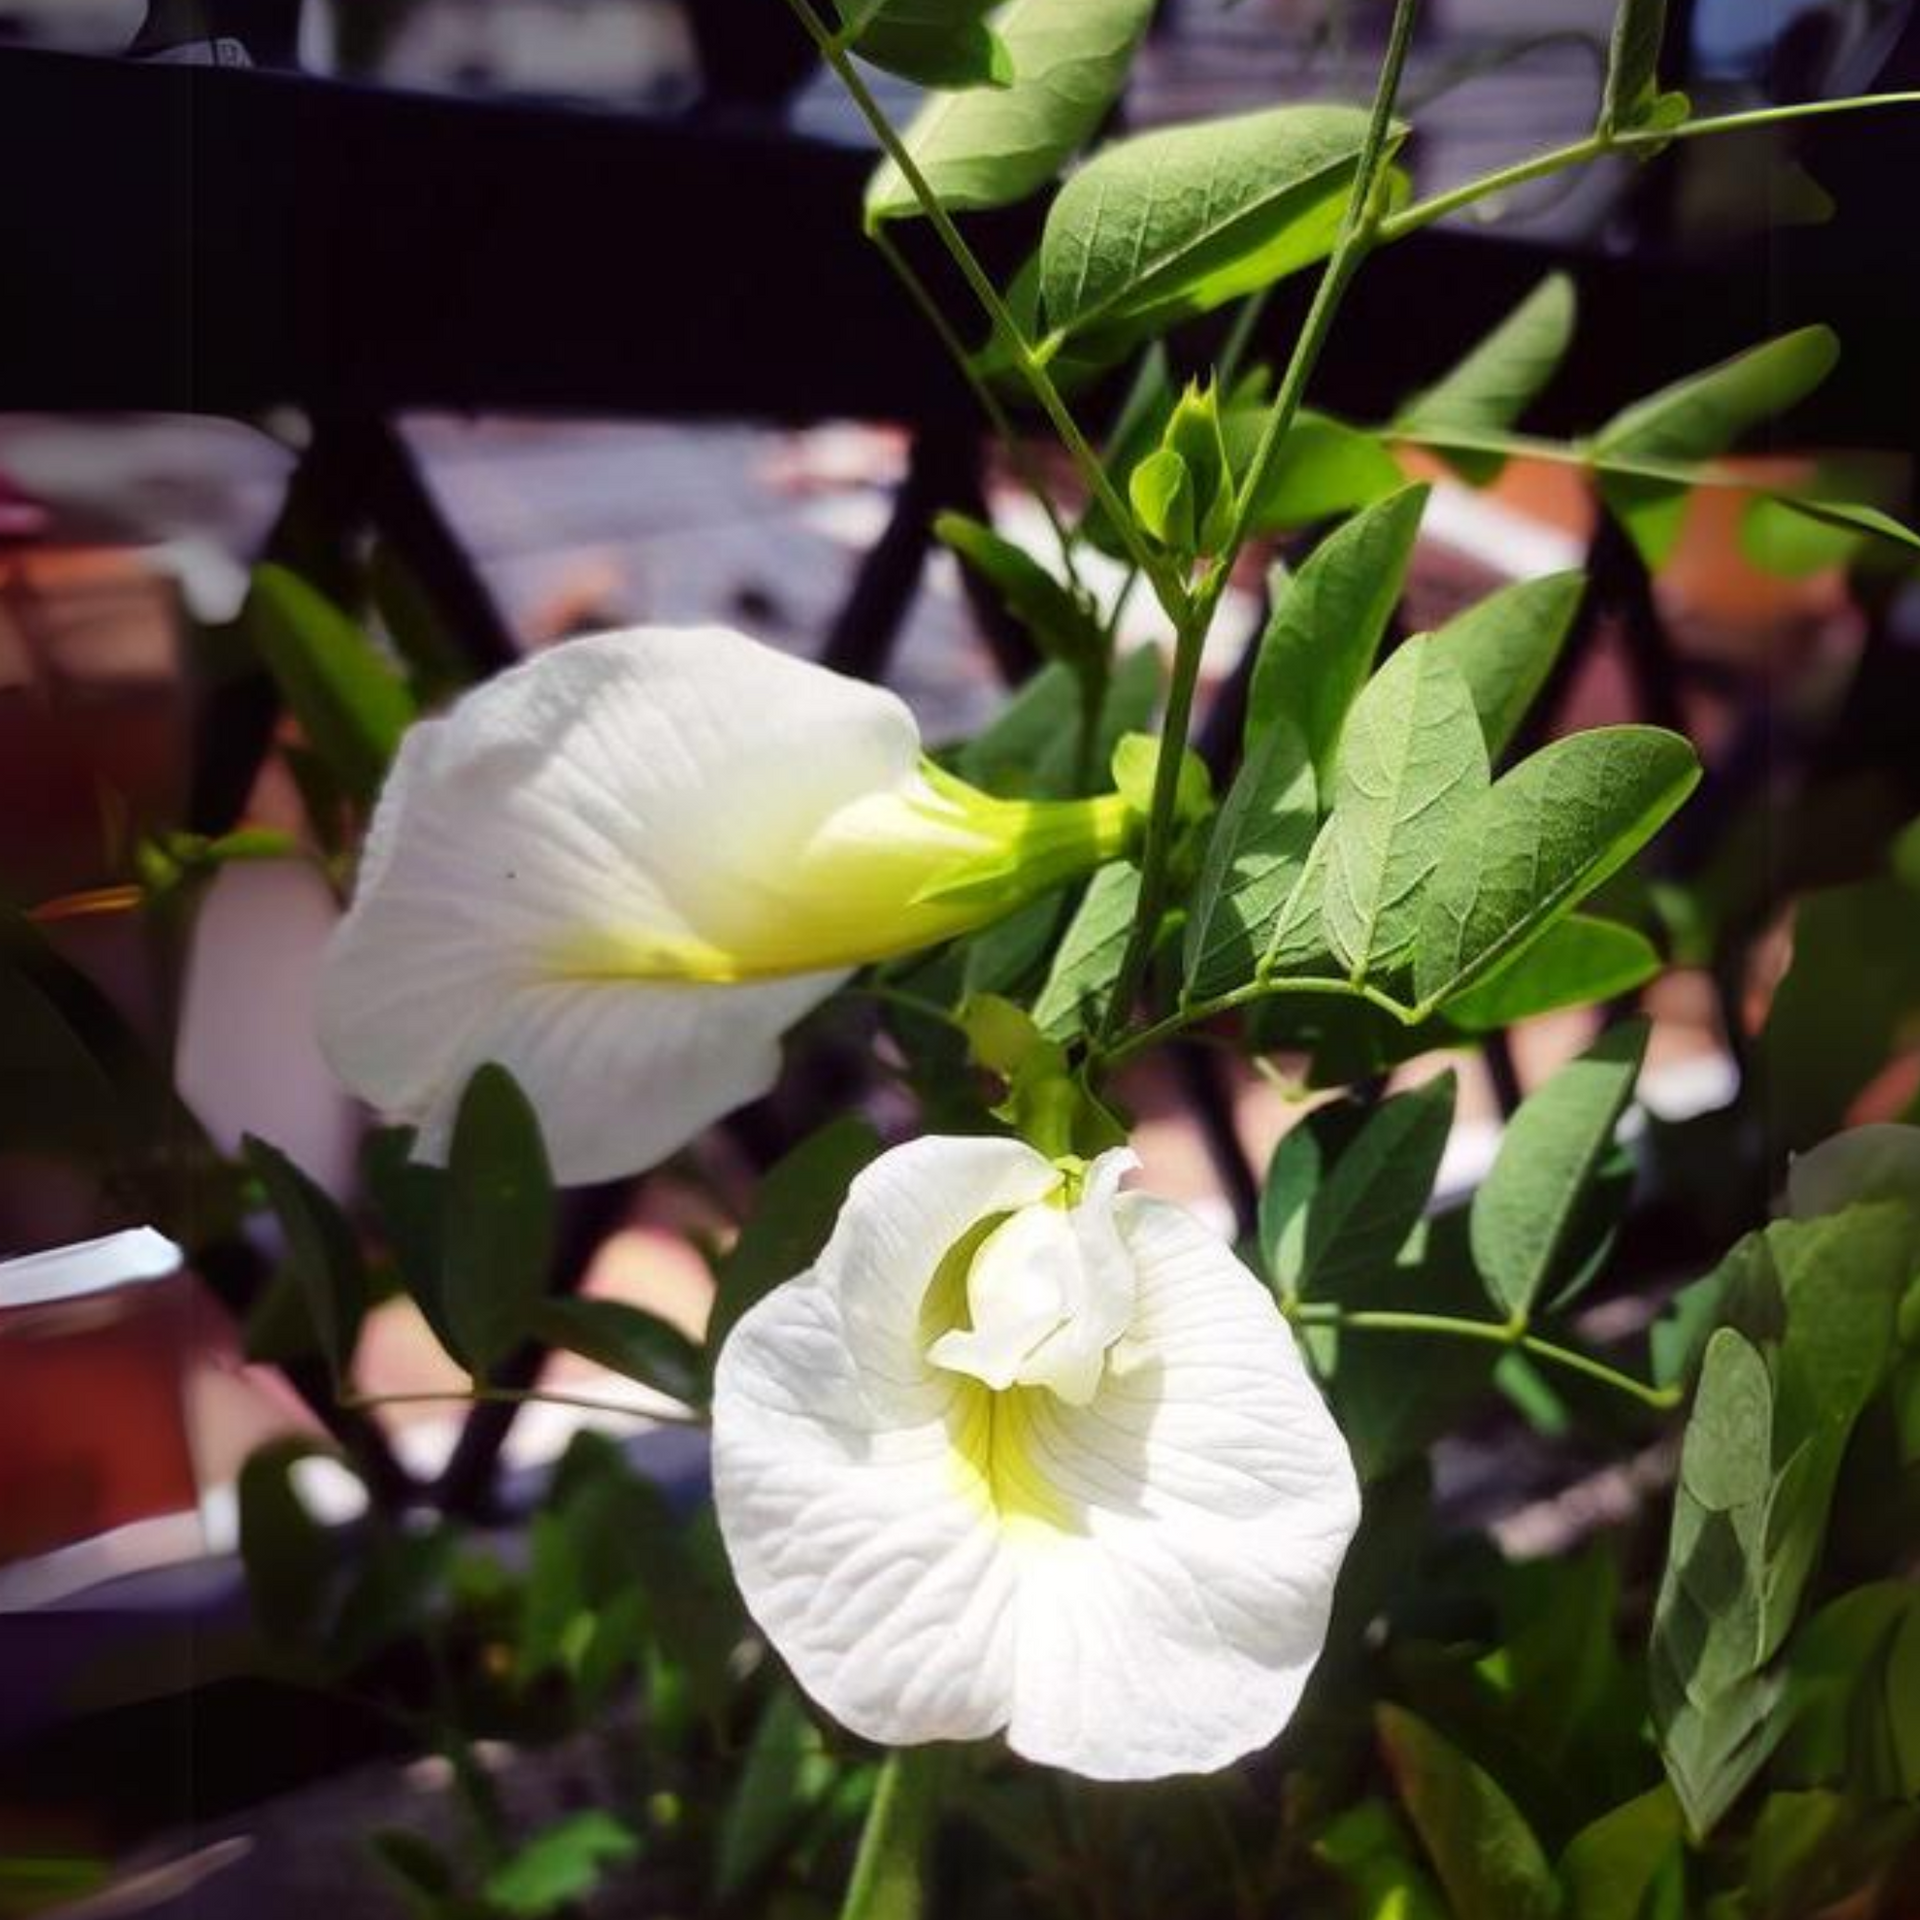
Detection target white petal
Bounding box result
[712,1137,1059,1747]
[391,972,838,1186]
[927,1205,1076,1390]
[714,1138,1360,1780]
[1026,1146,1141,1406]
[1787,1124,1920,1221]
[827,1135,1063,1393]
[1002,1194,1361,1780]
[319,626,919,1182]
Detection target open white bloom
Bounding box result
[318,628,1132,1184]
[713,1136,1361,1780]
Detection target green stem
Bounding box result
[1286,1302,1682,1410]
[1379,89,1920,243]
[841,1748,952,1920]
[343,1386,708,1426]
[1214,0,1423,575]
[870,224,1089,595]
[785,0,1179,613]
[1092,0,1424,1052]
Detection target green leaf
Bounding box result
[838,0,1008,89]
[1594,328,1841,566]
[955,647,1158,800]
[1758,878,1920,1154]
[1129,445,1195,551]
[716,1687,833,1899]
[1440,915,1658,1032]
[1232,407,1406,535]
[1432,570,1584,761]
[441,1064,556,1379]
[1039,103,1387,346]
[1746,492,1920,568]
[360,1127,459,1361]
[842,1748,952,1920]
[1394,275,1576,476]
[1033,861,1140,1040]
[1110,731,1210,823]
[238,1437,339,1651]
[0,906,224,1192]
[708,1118,883,1360]
[956,661,1083,796]
[1183,718,1318,998]
[1557,1786,1683,1920]
[867,0,1154,222]
[529,1296,705,1406]
[1470,1018,1647,1322]
[1597,327,1840,465]
[1322,636,1490,984]
[482,1812,639,1919]
[1262,1072,1455,1303]
[1245,484,1430,781]
[1599,0,1670,135]
[242,1135,368,1385]
[1740,1790,1920,1920]
[1680,1325,1774,1510]
[1652,1205,1913,1836]
[1377,1704,1559,1920]
[934,513,1105,676]
[1314,1802,1451,1920]
[1253,811,1346,980]
[243,564,415,805]
[1413,727,1700,1013]
[1776,1583,1920,1797]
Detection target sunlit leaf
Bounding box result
[866,0,1153,221]
[1245,483,1429,782]
[838,0,1007,89]
[1033,861,1140,1040]
[1183,718,1317,997]
[1438,914,1659,1031]
[1431,570,1584,761]
[1323,636,1489,984]
[1231,407,1406,534]
[1413,727,1699,1013]
[1039,104,1390,346]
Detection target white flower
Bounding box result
[318,627,1132,1184]
[712,1136,1361,1781]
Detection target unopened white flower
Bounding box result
[713,1136,1361,1780]
[318,628,1132,1184]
